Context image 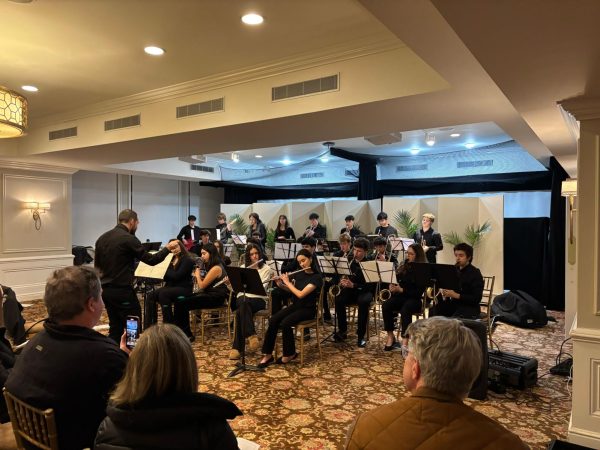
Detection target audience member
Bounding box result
[95,323,242,450]
[345,317,527,449]
[0,284,26,345]
[6,266,128,450]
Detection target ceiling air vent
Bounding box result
[364,132,402,146]
[190,164,215,173]
[396,164,428,172]
[457,160,493,168]
[49,126,77,140]
[300,172,324,179]
[272,74,338,101]
[345,169,359,177]
[177,97,224,118]
[104,114,140,131]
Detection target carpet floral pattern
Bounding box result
[22,302,572,450]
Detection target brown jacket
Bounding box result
[345,387,528,450]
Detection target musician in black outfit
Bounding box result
[374,212,397,238]
[95,209,178,342]
[372,236,398,267]
[412,213,443,263]
[146,239,194,328]
[258,249,323,367]
[275,214,296,241]
[216,212,231,244]
[301,212,326,241]
[340,215,362,239]
[333,238,374,348]
[247,212,267,246]
[382,243,427,351]
[190,229,211,256]
[177,215,200,248]
[429,243,484,320]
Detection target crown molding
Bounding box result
[0,159,78,174]
[559,97,600,121]
[34,36,404,127]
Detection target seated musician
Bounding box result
[333,233,352,258]
[333,237,374,348]
[428,243,484,320]
[275,214,296,241]
[341,215,361,240]
[177,215,200,250]
[173,243,229,341]
[412,213,443,263]
[258,249,323,367]
[228,243,273,360]
[301,212,326,241]
[216,212,232,244]
[374,212,398,238]
[372,236,398,266]
[190,229,211,256]
[382,243,427,351]
[214,240,232,266]
[146,239,195,327]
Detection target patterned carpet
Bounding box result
[20,301,572,450]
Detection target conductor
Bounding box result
[95,209,178,342]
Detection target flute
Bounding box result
[269,267,309,283]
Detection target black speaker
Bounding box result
[460,318,488,400]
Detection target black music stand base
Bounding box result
[228,361,264,377]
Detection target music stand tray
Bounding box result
[226,266,267,377]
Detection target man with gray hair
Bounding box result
[95,209,179,342]
[345,317,527,449]
[6,266,129,450]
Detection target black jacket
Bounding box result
[413,228,443,263]
[95,224,171,286]
[5,321,127,450]
[95,392,242,450]
[177,224,201,243]
[0,328,15,423]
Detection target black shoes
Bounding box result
[276,353,298,364]
[384,341,402,352]
[357,339,367,348]
[333,332,347,342]
[257,355,275,369]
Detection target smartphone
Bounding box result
[126,315,140,350]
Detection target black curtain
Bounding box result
[358,160,379,200]
[504,218,549,303]
[541,157,569,311]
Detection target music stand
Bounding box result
[266,260,283,277]
[388,237,412,260]
[410,262,460,303]
[274,242,301,260]
[326,240,341,254]
[226,266,268,377]
[141,241,162,252]
[317,255,352,346]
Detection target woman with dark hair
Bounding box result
[275,214,296,241]
[382,243,427,351]
[95,324,242,450]
[247,212,266,245]
[228,243,273,360]
[174,243,229,340]
[213,240,232,266]
[258,249,322,367]
[145,239,194,327]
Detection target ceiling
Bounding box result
[1,0,594,179]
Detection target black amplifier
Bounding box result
[488,350,538,389]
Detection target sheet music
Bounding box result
[328,256,352,276]
[266,260,283,276]
[317,255,335,274]
[231,234,247,245]
[400,237,415,251]
[359,260,396,283]
[223,243,234,257]
[274,242,301,260]
[134,253,173,279]
[388,237,410,252]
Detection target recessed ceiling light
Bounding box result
[231,152,240,163]
[21,85,38,92]
[410,148,421,155]
[320,156,330,163]
[282,158,291,165]
[255,155,263,158]
[450,133,460,137]
[144,46,165,56]
[465,143,476,149]
[425,133,436,146]
[241,13,263,25]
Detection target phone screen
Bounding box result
[126,316,140,349]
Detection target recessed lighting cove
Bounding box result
[410,148,421,155]
[282,158,291,166]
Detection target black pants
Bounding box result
[381,295,422,337]
[428,300,479,320]
[102,285,140,343]
[174,292,227,337]
[270,287,291,315]
[261,303,314,357]
[146,286,192,326]
[334,288,373,340]
[232,296,266,352]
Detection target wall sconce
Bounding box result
[23,202,51,230]
[561,179,577,265]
